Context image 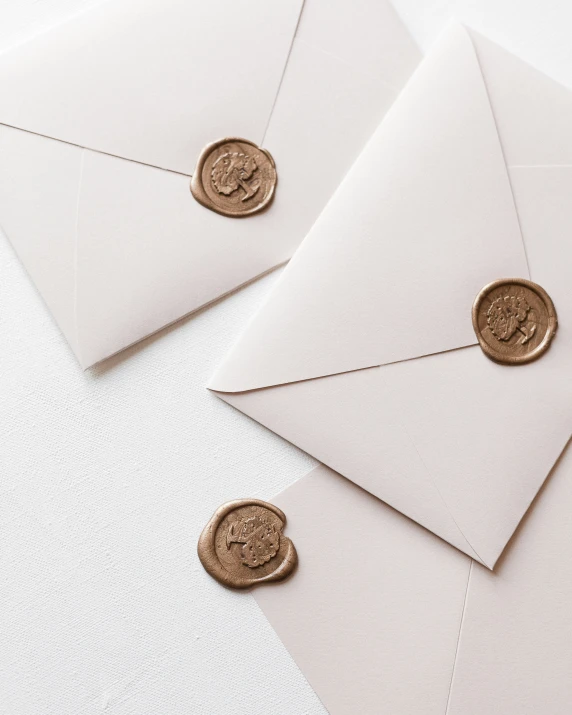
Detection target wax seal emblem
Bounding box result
[190,138,277,217]
[197,499,297,589]
[472,278,557,365]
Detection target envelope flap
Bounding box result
[0,0,304,175]
[216,370,488,565]
[210,23,528,393]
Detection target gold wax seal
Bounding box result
[197,499,297,589]
[472,278,557,365]
[190,138,276,217]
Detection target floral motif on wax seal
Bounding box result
[190,138,276,217]
[472,278,557,365]
[197,499,297,589]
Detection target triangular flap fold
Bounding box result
[211,24,572,567]
[210,23,527,393]
[0,0,303,175]
[213,368,487,565]
[215,331,571,568]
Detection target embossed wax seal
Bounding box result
[190,138,277,217]
[197,499,297,589]
[472,278,557,365]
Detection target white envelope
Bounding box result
[254,454,572,715]
[0,0,420,368]
[211,22,572,569]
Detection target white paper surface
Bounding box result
[0,0,420,368]
[255,465,471,715]
[0,0,304,174]
[255,444,572,714]
[2,1,572,714]
[211,23,572,569]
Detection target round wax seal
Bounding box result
[472,278,557,365]
[190,138,276,217]
[197,499,297,589]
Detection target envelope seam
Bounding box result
[90,262,287,369]
[0,122,192,179]
[444,560,473,715]
[250,594,330,714]
[468,43,532,279]
[210,344,482,393]
[73,148,86,368]
[395,410,488,566]
[259,0,306,148]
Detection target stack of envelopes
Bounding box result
[210,21,572,714]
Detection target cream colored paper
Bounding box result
[255,449,572,715]
[211,23,572,568]
[0,0,420,367]
[255,465,471,715]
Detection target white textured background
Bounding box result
[2,1,572,713]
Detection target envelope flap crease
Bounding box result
[0,0,304,175]
[211,24,528,394]
[215,369,489,565]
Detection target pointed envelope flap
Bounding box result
[210,23,528,393]
[218,367,487,563]
[0,0,421,369]
[0,0,303,175]
[216,328,571,567]
[210,24,572,566]
[214,165,572,567]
